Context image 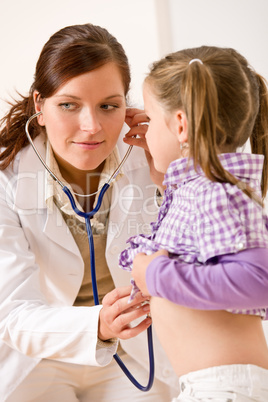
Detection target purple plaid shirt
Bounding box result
[119,153,268,317]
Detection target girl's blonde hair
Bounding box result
[145,46,268,200]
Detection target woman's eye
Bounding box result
[101,104,118,111]
[59,103,76,110]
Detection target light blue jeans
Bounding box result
[173,364,268,401]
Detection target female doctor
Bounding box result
[0,23,178,401]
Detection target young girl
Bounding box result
[119,46,268,400]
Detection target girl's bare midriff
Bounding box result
[150,297,268,377]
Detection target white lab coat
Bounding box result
[0,126,178,399]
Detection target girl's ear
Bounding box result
[33,91,45,126]
[176,110,188,144]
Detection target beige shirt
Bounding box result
[45,141,123,306]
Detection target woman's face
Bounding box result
[35,62,126,174]
[143,83,181,173]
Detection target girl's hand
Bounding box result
[132,250,169,296]
[124,108,165,190]
[98,286,151,341]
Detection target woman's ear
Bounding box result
[33,90,45,126]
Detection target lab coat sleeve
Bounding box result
[0,180,116,367]
[146,248,268,314]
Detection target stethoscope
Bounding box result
[25,112,154,392]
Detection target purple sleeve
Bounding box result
[146,248,268,310]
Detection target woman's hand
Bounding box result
[98,286,151,341]
[124,108,165,190]
[124,107,149,150]
[132,250,169,295]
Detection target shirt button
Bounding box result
[236,242,244,251]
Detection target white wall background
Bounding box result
[169,0,268,77]
[1,0,267,110]
[156,0,268,78]
[0,0,160,113]
[1,0,268,341]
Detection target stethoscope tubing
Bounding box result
[25,112,155,391]
[63,185,155,391]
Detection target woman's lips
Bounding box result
[74,141,104,150]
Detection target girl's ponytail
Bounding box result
[182,60,220,180]
[183,59,261,204]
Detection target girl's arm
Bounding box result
[133,248,268,310]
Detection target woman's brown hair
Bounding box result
[0,23,130,169]
[145,46,268,200]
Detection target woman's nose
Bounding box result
[80,110,102,134]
